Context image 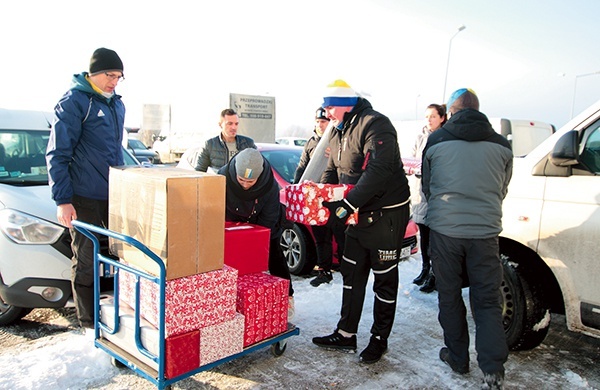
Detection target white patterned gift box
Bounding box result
[199,312,245,366]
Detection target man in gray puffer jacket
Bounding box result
[422,88,512,390]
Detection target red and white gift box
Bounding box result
[402,157,422,176]
[199,312,245,366]
[285,182,358,226]
[224,222,270,275]
[119,264,238,337]
[236,272,289,347]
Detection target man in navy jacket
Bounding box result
[46,47,125,330]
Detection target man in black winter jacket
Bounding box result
[217,148,295,319]
[312,80,411,364]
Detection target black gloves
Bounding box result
[322,199,357,226]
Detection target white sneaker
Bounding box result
[288,296,295,322]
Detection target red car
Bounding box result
[257,143,419,275]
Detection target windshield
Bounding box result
[0,129,49,185]
[0,129,139,186]
[128,139,147,149]
[261,149,301,184]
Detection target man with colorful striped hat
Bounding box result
[312,80,411,364]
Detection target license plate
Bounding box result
[400,246,411,259]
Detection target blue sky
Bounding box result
[1,0,599,138]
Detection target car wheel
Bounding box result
[500,253,551,351]
[280,224,314,275]
[0,296,32,326]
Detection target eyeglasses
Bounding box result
[104,72,125,82]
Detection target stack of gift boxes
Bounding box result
[104,166,289,378]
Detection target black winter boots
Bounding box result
[412,264,430,285]
[420,272,436,293]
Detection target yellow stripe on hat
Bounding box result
[243,168,254,179]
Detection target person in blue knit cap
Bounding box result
[422,88,512,389]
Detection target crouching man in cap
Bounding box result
[312,79,411,364]
[46,47,126,330]
[217,148,295,319]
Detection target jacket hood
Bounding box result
[70,73,120,101]
[443,108,496,142]
[70,73,96,94]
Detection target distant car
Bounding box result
[0,108,139,326]
[276,137,308,147]
[256,143,419,275]
[127,138,161,164]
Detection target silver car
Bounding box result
[0,108,138,325]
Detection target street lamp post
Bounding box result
[571,70,600,119]
[442,25,466,103]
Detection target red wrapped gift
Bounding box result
[285,181,358,226]
[224,222,270,275]
[402,157,422,176]
[199,312,245,366]
[165,330,200,378]
[236,272,289,347]
[119,264,238,337]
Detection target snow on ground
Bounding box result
[0,255,598,390]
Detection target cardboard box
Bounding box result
[285,181,358,226]
[224,222,270,275]
[109,166,225,280]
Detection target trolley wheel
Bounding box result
[271,340,287,356]
[111,357,126,368]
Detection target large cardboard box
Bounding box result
[109,166,225,280]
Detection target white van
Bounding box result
[394,118,554,159]
[498,101,600,350]
[488,118,555,157]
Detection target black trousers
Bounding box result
[417,223,431,268]
[69,195,109,328]
[336,205,409,340]
[429,230,508,374]
[269,237,294,296]
[312,223,346,271]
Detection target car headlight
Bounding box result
[0,208,65,245]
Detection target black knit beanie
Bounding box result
[89,48,124,75]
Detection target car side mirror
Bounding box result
[550,130,579,167]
